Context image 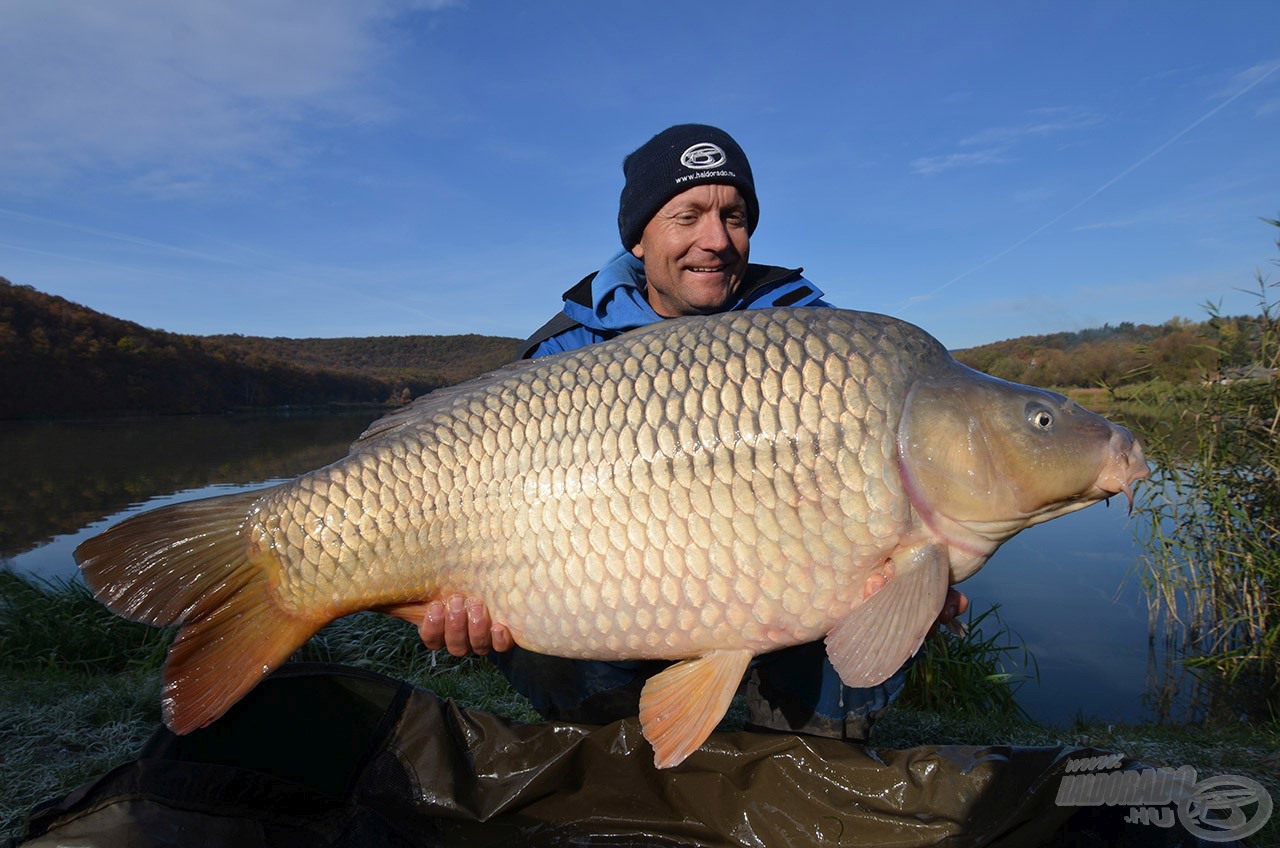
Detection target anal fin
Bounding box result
[638,649,752,769]
[825,544,949,688]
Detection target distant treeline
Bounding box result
[953,316,1268,388]
[1,276,1268,420]
[0,278,522,419]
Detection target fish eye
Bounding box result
[1027,404,1055,432]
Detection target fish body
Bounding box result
[76,308,1148,767]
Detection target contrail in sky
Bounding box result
[902,60,1280,309]
[0,241,180,278]
[0,207,249,268]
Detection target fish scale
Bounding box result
[252,309,914,658]
[76,306,1150,768]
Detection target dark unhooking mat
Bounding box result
[16,663,1215,847]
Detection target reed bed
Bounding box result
[1129,219,1280,723]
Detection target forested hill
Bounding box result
[206,333,516,385]
[1,277,1259,420]
[951,316,1255,388]
[0,278,522,419]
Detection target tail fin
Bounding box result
[75,488,322,734]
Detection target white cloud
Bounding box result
[910,148,1011,176]
[958,108,1102,147]
[1255,98,1280,117]
[910,107,1101,177]
[1210,58,1280,102]
[0,0,457,188]
[1011,186,1057,206]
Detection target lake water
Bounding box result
[1,411,1169,727]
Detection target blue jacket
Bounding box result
[518,250,830,359]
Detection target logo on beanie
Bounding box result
[680,143,727,170]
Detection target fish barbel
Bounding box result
[76,308,1149,767]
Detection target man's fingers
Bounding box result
[466,599,492,655]
[443,595,470,656]
[491,623,514,653]
[415,594,511,656]
[417,600,447,650]
[938,588,969,623]
[938,588,971,637]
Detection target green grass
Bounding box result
[899,603,1038,717]
[1,668,162,843]
[0,569,173,674]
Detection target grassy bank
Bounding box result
[4,572,1278,845]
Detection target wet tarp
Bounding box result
[16,663,1213,847]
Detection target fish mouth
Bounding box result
[1096,429,1151,512]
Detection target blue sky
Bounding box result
[2,1,1278,350]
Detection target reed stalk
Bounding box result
[1131,217,1280,721]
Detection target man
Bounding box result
[419,124,967,741]
[515,124,827,359]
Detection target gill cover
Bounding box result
[897,365,1115,529]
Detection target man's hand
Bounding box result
[937,587,970,636]
[417,595,514,657]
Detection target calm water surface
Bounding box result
[2,411,1164,727]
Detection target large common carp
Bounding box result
[76,308,1148,768]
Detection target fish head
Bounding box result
[897,363,1150,559]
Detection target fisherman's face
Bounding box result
[631,184,750,317]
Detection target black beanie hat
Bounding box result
[617,124,759,249]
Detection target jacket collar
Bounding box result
[561,250,807,333]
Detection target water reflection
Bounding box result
[3,410,1169,727]
[6,479,289,581]
[0,410,379,558]
[961,501,1154,725]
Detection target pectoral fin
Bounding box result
[638,648,753,769]
[825,544,949,688]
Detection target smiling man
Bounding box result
[420,124,967,744]
[518,124,827,358]
[632,182,750,316]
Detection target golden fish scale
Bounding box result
[248,309,946,659]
